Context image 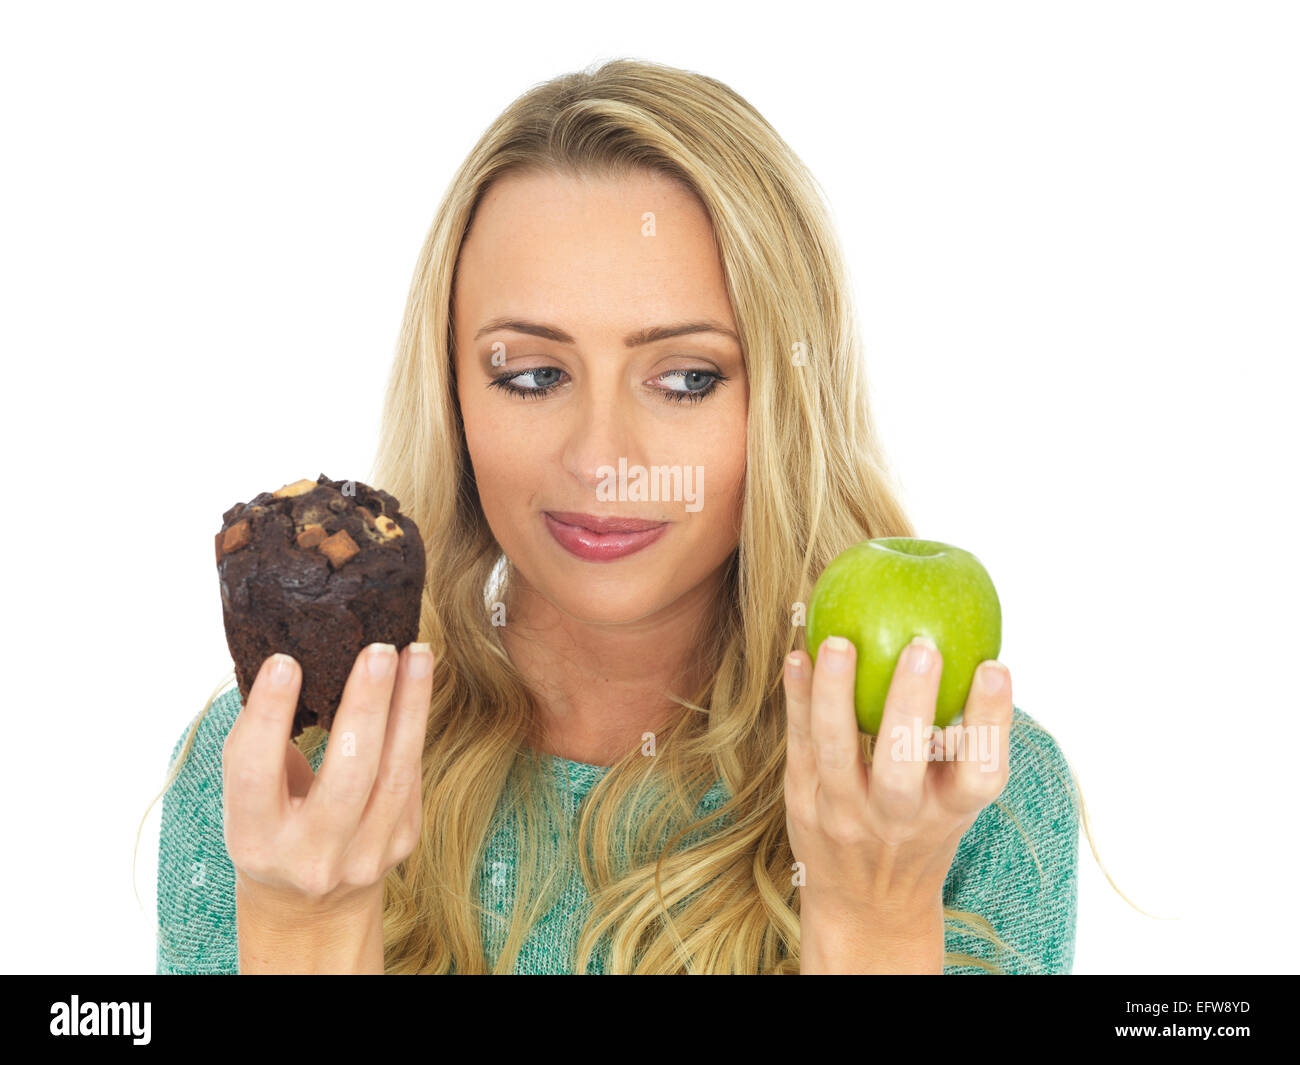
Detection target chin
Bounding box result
[530,568,677,626]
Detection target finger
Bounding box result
[223,653,298,837]
[870,636,941,817]
[934,659,1013,813]
[783,650,817,807]
[359,642,435,849]
[302,643,398,840]
[808,635,869,810]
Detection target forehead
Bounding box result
[453,168,734,333]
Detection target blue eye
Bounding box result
[658,370,719,402]
[487,367,564,398]
[487,367,727,404]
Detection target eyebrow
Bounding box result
[473,317,740,348]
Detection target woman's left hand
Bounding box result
[783,634,1013,969]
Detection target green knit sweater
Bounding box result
[156,687,1080,974]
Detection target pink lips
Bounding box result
[543,511,669,561]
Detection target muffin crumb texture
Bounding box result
[215,474,425,735]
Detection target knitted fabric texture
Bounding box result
[156,687,1079,974]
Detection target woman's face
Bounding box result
[452,167,748,626]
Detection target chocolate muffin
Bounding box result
[215,474,426,737]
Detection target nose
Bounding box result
[559,381,651,497]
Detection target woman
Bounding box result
[154,58,1080,974]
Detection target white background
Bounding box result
[2,0,1295,975]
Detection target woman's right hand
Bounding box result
[222,641,433,970]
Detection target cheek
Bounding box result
[461,402,532,507]
[685,423,746,535]
[698,413,746,499]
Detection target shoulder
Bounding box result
[156,685,245,975]
[165,684,243,786]
[1003,705,1080,834]
[955,703,1080,862]
[164,685,331,787]
[942,704,1081,973]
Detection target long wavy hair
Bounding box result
[141,58,1115,973]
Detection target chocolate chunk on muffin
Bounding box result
[216,474,425,737]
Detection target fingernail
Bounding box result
[270,653,295,688]
[368,643,396,678]
[408,643,432,679]
[907,636,937,674]
[785,653,804,679]
[821,636,853,674]
[978,661,1006,694]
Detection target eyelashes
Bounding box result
[486,367,727,404]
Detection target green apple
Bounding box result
[805,538,1001,735]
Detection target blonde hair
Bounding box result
[140,58,1128,974]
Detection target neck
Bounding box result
[500,564,723,767]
